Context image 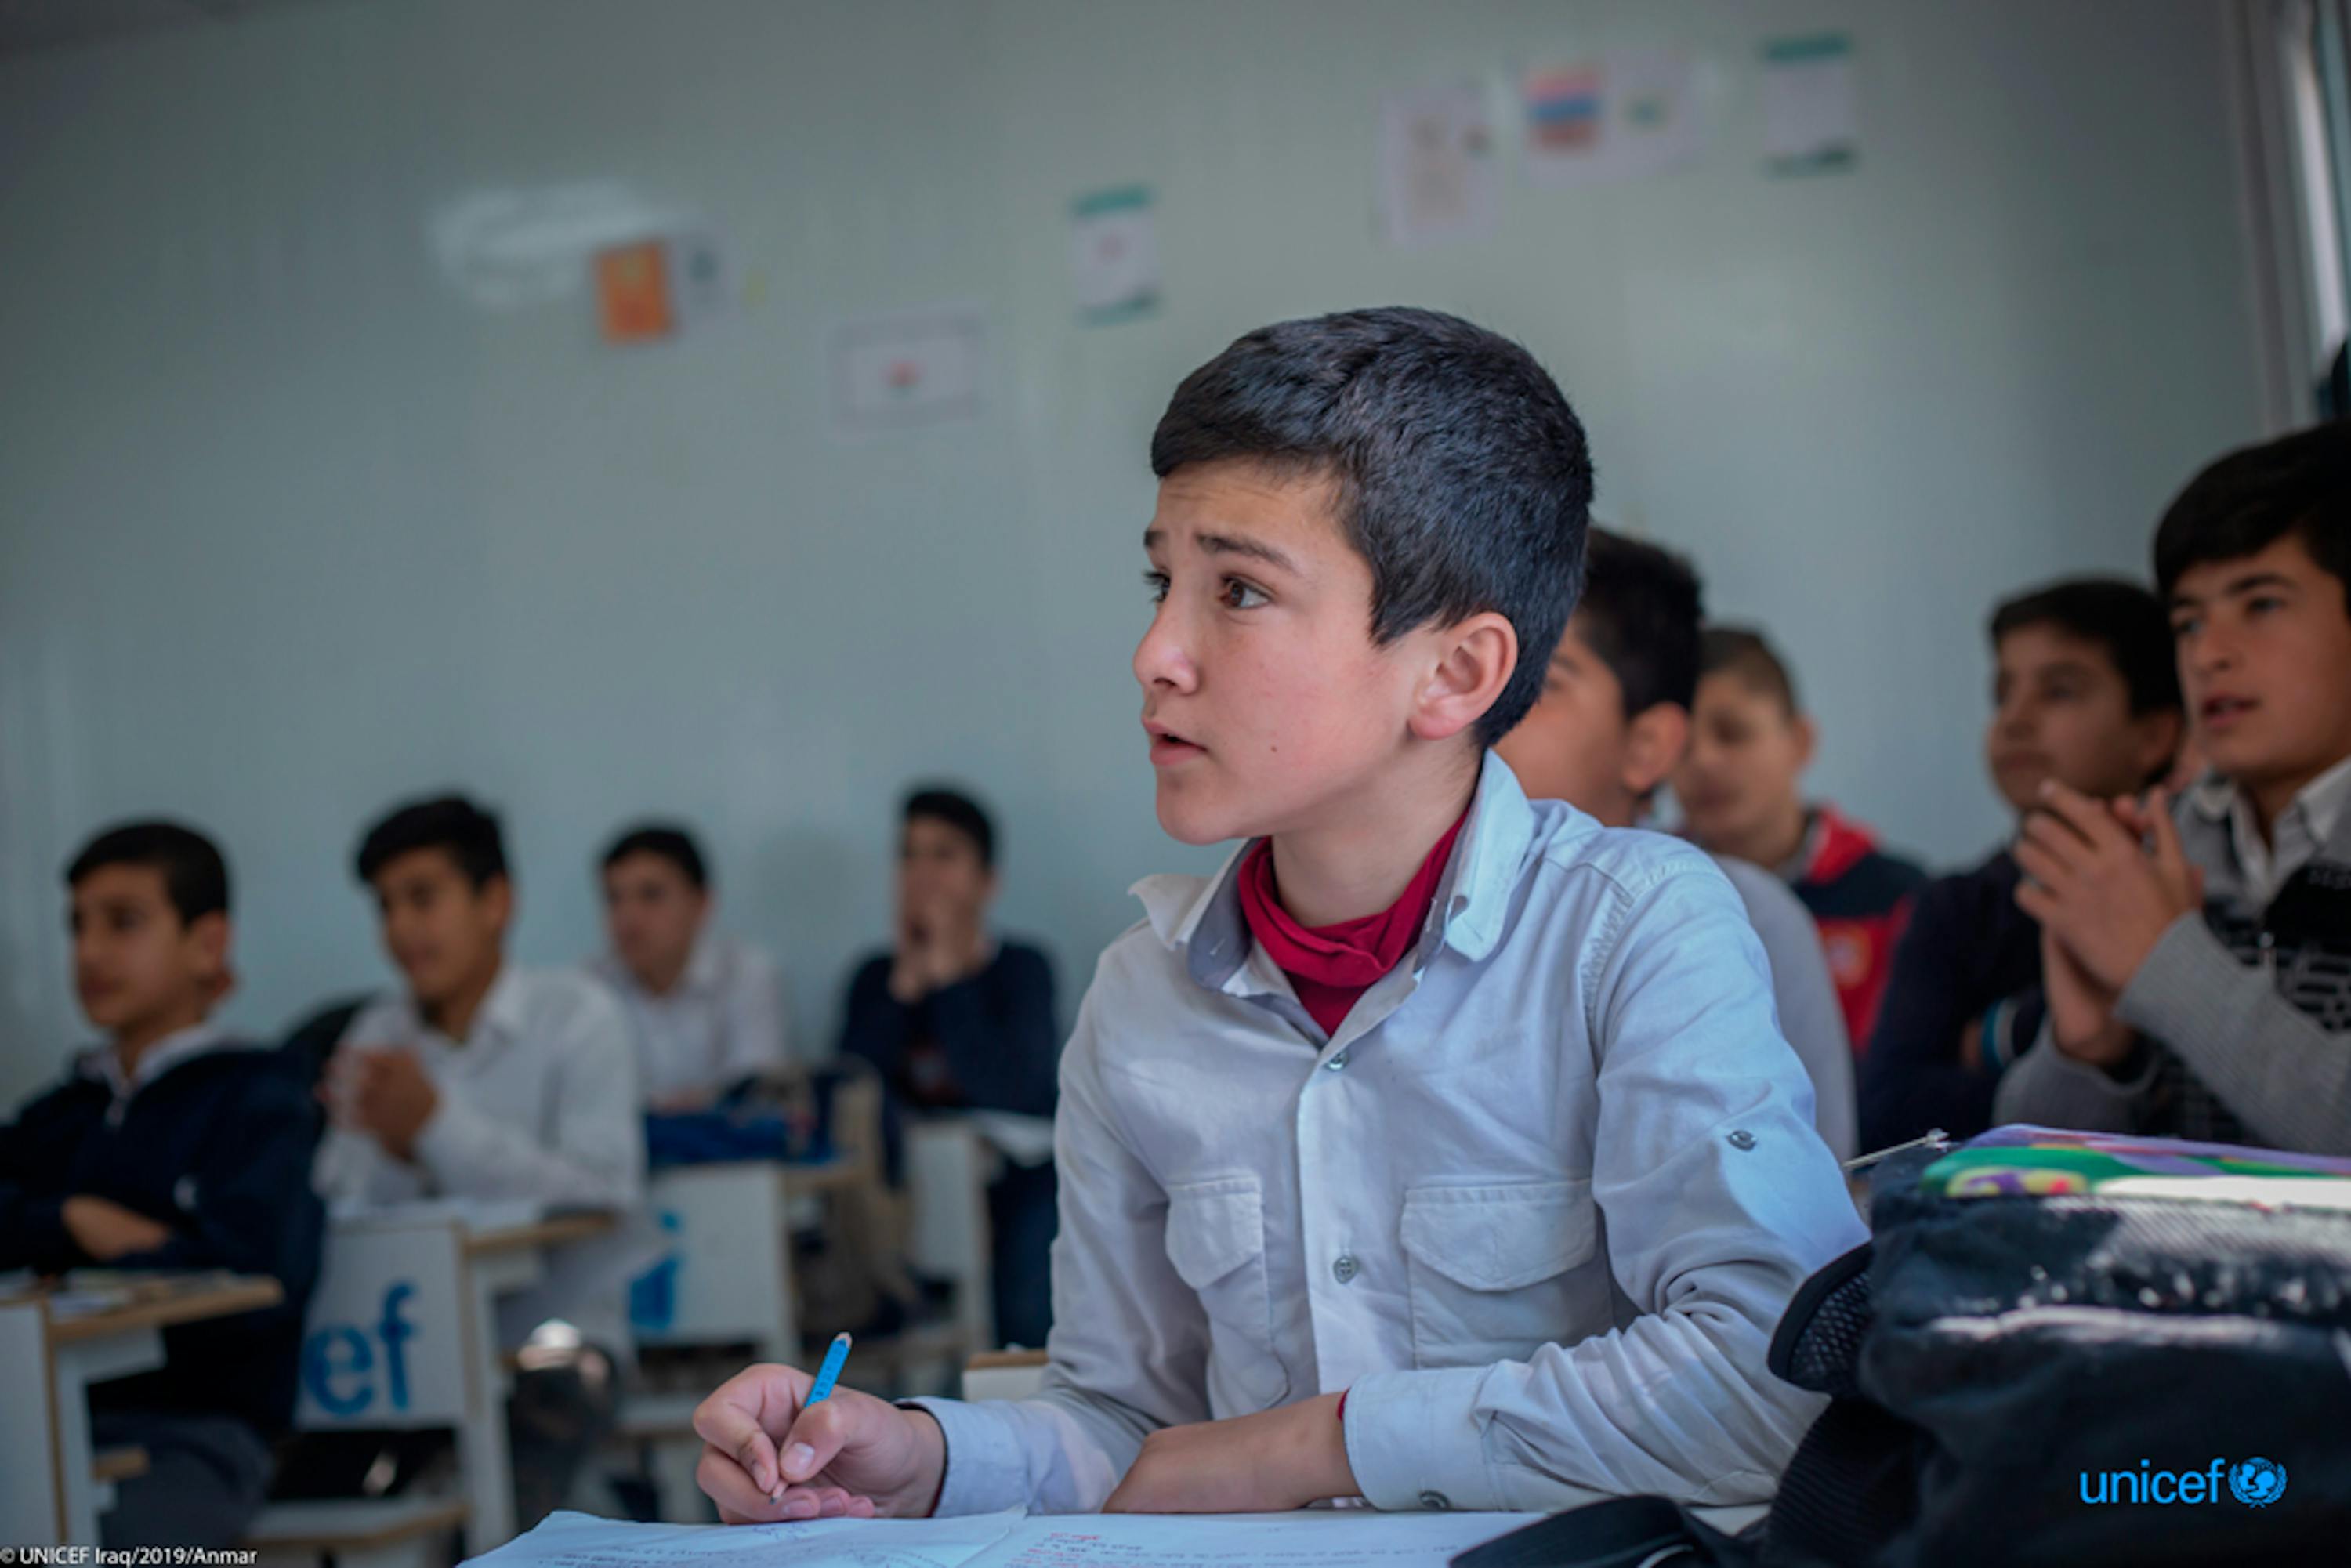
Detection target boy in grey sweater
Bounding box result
[1996,425,2351,1153]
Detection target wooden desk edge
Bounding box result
[462,1212,617,1257]
[245,1495,472,1552]
[46,1277,285,1345]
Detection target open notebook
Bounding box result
[466,1505,1547,1568]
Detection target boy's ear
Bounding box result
[1622,704,1692,798]
[1408,611,1519,743]
[2135,708,2187,788]
[480,874,516,932]
[1792,712,1819,771]
[185,910,233,991]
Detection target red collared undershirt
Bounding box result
[1234,809,1469,1039]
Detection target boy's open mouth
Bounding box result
[1144,721,1205,765]
[2201,693,2258,729]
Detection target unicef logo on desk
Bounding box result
[2229,1457,2288,1508]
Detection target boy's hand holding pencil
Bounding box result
[693,1334,947,1522]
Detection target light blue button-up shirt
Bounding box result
[916,752,1866,1516]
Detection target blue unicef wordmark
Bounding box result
[2078,1458,2287,1508]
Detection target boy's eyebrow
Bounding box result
[1139,527,1299,574]
[2171,570,2298,608]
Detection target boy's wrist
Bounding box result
[1299,1391,1357,1499]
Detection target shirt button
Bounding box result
[1418,1490,1451,1511]
[1726,1129,1757,1151]
[1332,1254,1360,1284]
[1325,1051,1349,1071]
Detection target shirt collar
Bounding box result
[474,963,531,1042]
[1129,749,1536,985]
[2188,753,2351,847]
[82,1020,231,1099]
[399,962,530,1048]
[2298,752,2351,846]
[682,929,725,992]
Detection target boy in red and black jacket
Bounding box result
[1674,626,1928,1050]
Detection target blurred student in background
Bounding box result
[0,823,321,1548]
[295,794,643,1526]
[1996,427,2351,1153]
[1676,627,1929,1053]
[592,821,790,1110]
[840,787,1059,1349]
[1860,579,2179,1150]
[1496,528,1855,1157]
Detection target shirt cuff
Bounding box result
[1341,1366,1497,1512]
[2115,913,2238,1041]
[904,1396,1031,1516]
[1992,1018,2158,1131]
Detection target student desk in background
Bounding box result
[0,1271,285,1543]
[289,1204,616,1556]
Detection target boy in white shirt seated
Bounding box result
[296,794,643,1526]
[688,308,1866,1525]
[591,822,791,1111]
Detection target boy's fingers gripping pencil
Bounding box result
[770,1331,856,1501]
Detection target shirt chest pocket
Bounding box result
[1163,1177,1290,1408]
[1399,1179,1608,1370]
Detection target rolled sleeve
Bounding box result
[904,1396,1035,1516]
[1342,1366,1493,1511]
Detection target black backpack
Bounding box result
[1454,1145,2351,1566]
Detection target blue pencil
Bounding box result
[772,1332,856,1501]
[806,1331,853,1407]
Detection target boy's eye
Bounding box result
[2170,615,2198,639]
[1142,570,1169,605]
[1219,578,1269,610]
[2248,595,2284,617]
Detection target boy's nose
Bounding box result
[1132,611,1197,692]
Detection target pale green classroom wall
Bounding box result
[0,0,2265,1104]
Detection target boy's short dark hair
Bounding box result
[67,821,230,925]
[904,787,994,870]
[1150,306,1594,746]
[2154,422,2351,613]
[601,824,708,890]
[355,795,508,889]
[1574,528,1705,719]
[1989,578,2183,717]
[1697,625,1798,715]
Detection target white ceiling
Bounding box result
[0,0,347,56]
